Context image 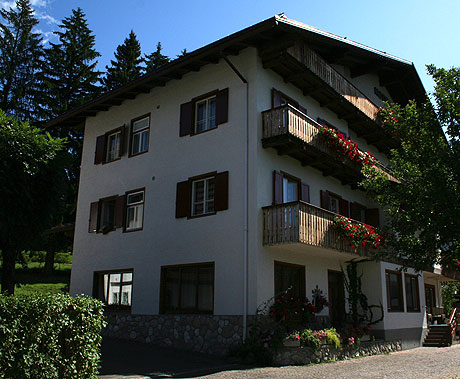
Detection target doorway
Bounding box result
[328,270,346,326]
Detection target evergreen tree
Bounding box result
[0,0,44,122]
[177,48,187,58]
[102,30,143,90]
[144,41,170,72]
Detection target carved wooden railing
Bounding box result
[262,200,374,257]
[262,105,394,180]
[287,42,380,121]
[449,308,457,342]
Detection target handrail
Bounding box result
[449,308,457,342]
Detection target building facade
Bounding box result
[51,15,451,354]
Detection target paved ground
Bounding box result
[100,338,460,379]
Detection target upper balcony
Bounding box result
[260,41,396,152]
[262,104,395,188]
[262,200,378,258]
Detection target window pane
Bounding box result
[100,200,115,229]
[106,132,121,162]
[196,101,207,133]
[132,132,141,154]
[121,284,132,305]
[330,197,339,213]
[122,272,132,282]
[389,273,401,309]
[133,117,149,132]
[206,178,215,200]
[180,268,197,310]
[198,267,213,312]
[139,130,149,152]
[126,204,143,230]
[127,192,144,205]
[108,274,120,305]
[287,181,298,202]
[103,274,109,303]
[194,181,204,202]
[165,268,180,311]
[208,98,216,129]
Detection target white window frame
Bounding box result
[125,190,144,231]
[131,116,150,156]
[106,130,121,162]
[191,177,215,216]
[101,271,133,308]
[195,96,216,133]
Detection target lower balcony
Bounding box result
[262,200,376,257]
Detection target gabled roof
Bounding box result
[47,14,426,129]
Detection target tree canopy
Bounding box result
[360,66,460,272]
[144,42,170,72]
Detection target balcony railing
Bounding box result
[262,104,395,180]
[262,201,376,257]
[287,42,379,122]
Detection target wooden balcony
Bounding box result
[262,201,375,257]
[260,41,396,152]
[262,104,395,188]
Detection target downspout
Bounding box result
[222,54,249,342]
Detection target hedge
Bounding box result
[0,293,106,378]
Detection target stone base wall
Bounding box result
[274,340,402,366]
[103,313,243,355]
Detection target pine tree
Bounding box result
[0,0,44,122]
[144,42,170,72]
[177,48,187,58]
[102,30,143,91]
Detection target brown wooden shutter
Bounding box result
[272,89,282,108]
[273,171,283,204]
[89,201,99,232]
[119,125,127,157]
[350,202,360,220]
[176,180,191,218]
[215,171,229,211]
[366,208,380,227]
[114,195,125,228]
[339,198,350,218]
[320,190,329,210]
[94,135,106,164]
[216,88,229,125]
[180,101,193,137]
[300,182,310,203]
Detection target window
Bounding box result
[179,89,228,137]
[386,270,404,312]
[274,261,306,298]
[329,195,340,214]
[273,171,310,205]
[405,274,420,312]
[283,177,298,203]
[125,190,144,231]
[93,270,133,309]
[99,197,116,233]
[130,114,150,156]
[176,171,228,218]
[94,126,125,164]
[192,177,215,216]
[320,190,349,217]
[160,263,214,314]
[272,88,307,114]
[195,96,216,133]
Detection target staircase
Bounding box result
[423,325,452,347]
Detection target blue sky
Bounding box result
[2,0,459,94]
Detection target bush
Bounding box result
[0,293,106,378]
[300,329,321,352]
[300,328,341,351]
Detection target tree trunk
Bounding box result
[1,249,17,295]
[44,250,55,275]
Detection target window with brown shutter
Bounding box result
[320,190,350,217]
[89,202,99,233]
[175,171,229,218]
[179,88,229,137]
[94,125,127,165]
[271,88,307,115]
[273,171,310,205]
[94,135,106,164]
[350,202,366,222]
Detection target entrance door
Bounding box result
[425,284,436,313]
[328,270,345,326]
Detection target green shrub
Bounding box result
[323,328,341,349]
[0,293,106,378]
[300,329,321,352]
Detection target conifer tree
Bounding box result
[144,42,170,72]
[177,48,187,58]
[0,0,43,122]
[102,30,143,90]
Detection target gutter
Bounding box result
[222,55,249,342]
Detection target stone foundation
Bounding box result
[273,340,402,365]
[103,313,243,355]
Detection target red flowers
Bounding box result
[317,125,377,168]
[333,215,383,249]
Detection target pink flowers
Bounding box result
[348,337,355,346]
[333,215,383,249]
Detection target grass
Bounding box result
[0,262,71,295]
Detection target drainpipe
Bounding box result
[222,54,249,342]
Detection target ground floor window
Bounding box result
[160,263,214,314]
[405,274,421,312]
[274,261,306,298]
[386,270,404,312]
[93,270,133,310]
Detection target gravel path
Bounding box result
[202,345,460,379]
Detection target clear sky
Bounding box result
[2,0,459,94]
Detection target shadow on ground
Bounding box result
[99,337,251,378]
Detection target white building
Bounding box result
[49,15,455,354]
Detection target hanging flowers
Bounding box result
[317,125,377,167]
[333,215,383,249]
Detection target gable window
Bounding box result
[160,263,214,314]
[125,189,144,231]
[94,126,125,164]
[195,96,216,133]
[274,261,306,299]
[386,270,404,312]
[273,171,310,205]
[405,274,420,312]
[179,89,228,137]
[192,177,215,216]
[93,270,133,310]
[130,114,150,156]
[176,171,228,219]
